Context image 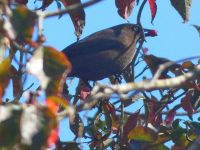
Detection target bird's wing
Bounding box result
[62,24,128,57]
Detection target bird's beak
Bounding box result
[143,29,158,37]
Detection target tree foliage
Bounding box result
[0,0,199,150]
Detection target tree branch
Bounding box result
[77,64,200,111]
[44,0,104,18]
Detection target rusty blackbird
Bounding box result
[63,23,153,81]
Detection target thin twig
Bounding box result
[44,0,104,18]
[11,41,33,54]
[135,65,149,79]
[137,0,148,24]
[153,55,200,81]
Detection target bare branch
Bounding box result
[77,64,200,111]
[153,55,200,81]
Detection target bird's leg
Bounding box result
[114,74,123,84]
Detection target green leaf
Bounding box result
[0,105,22,147]
[128,126,156,142]
[11,5,36,43]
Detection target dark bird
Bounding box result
[63,23,156,81]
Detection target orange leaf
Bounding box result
[47,128,58,147]
[46,96,69,114]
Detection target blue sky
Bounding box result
[5,0,200,149]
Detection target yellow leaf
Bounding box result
[128,126,156,142]
[0,58,11,97]
[181,61,193,69]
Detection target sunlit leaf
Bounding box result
[181,61,194,70]
[115,0,135,20]
[20,105,57,149]
[0,58,11,98]
[128,126,156,142]
[170,0,192,22]
[27,46,71,92]
[26,47,50,89]
[43,46,71,78]
[47,128,58,147]
[46,96,69,114]
[61,0,85,40]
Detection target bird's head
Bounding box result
[130,24,157,39]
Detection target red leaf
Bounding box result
[47,128,59,147]
[147,96,162,127]
[79,86,91,100]
[15,0,28,5]
[61,0,85,40]
[143,47,149,54]
[123,110,140,141]
[147,0,157,23]
[115,0,135,20]
[146,29,158,37]
[181,93,194,118]
[164,110,176,126]
[104,102,116,117]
